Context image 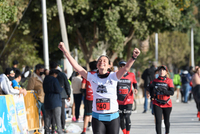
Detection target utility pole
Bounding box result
[41,0,49,69]
[191,28,195,68]
[56,0,73,77]
[155,33,158,63]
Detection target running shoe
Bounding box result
[81,132,86,134]
[72,116,76,122]
[87,126,92,131]
[162,120,165,128]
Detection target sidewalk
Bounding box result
[30,91,200,134]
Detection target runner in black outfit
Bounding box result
[148,65,174,134]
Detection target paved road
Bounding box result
[30,93,200,134]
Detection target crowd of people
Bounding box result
[0,42,199,134]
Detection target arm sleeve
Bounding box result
[163,87,174,95]
[2,79,19,95]
[1,80,10,94]
[12,80,19,89]
[133,83,137,90]
[63,74,71,97]
[163,79,174,95]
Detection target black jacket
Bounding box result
[57,70,71,99]
[43,75,63,110]
[142,65,156,88]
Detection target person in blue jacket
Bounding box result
[43,69,63,134]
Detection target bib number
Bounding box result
[96,98,110,111]
[119,89,128,94]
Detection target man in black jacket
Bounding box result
[50,62,71,133]
[142,62,157,113]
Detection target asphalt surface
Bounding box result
[30,92,200,134]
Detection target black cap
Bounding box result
[4,68,15,75]
[158,65,168,71]
[119,61,127,66]
[12,60,18,65]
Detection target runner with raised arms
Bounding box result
[58,42,140,134]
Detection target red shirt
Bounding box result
[150,77,174,108]
[82,71,96,101]
[117,72,137,105]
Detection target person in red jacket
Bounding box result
[117,61,138,134]
[148,65,174,134]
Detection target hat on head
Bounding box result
[158,65,168,71]
[4,68,15,75]
[12,60,18,65]
[119,61,127,66]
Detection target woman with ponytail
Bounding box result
[58,42,140,134]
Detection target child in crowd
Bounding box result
[12,69,27,95]
[65,99,72,119]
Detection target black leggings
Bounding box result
[119,112,131,131]
[92,117,120,134]
[119,104,132,131]
[153,105,172,134]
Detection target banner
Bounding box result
[13,95,29,134]
[5,95,20,134]
[24,91,40,130]
[0,96,13,134]
[0,91,39,133]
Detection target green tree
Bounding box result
[0,0,43,72]
[149,31,190,68]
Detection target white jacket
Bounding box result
[0,74,19,95]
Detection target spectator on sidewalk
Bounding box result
[71,71,83,122]
[0,68,26,96]
[11,69,27,96]
[173,69,181,102]
[12,60,19,73]
[50,62,71,133]
[27,64,45,132]
[43,69,63,134]
[65,99,72,119]
[141,61,157,113]
[180,67,191,103]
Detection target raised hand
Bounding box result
[133,48,140,58]
[58,42,66,52]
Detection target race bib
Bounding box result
[119,89,128,94]
[96,98,110,111]
[157,95,168,101]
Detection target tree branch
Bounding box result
[76,29,88,55]
[124,26,135,46]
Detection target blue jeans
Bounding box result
[144,88,148,111]
[38,101,45,120]
[182,83,190,103]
